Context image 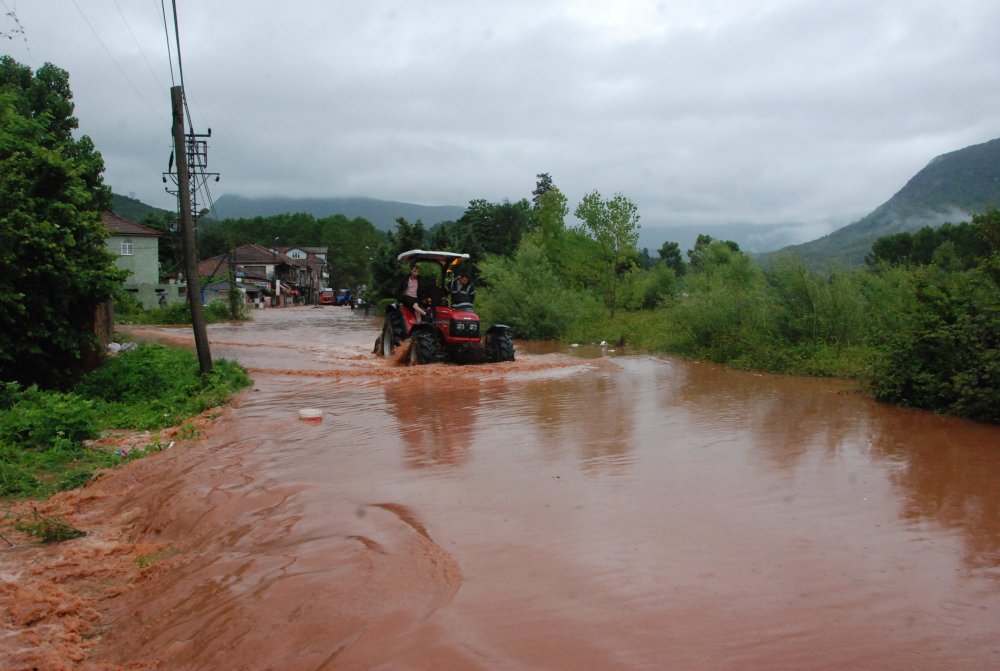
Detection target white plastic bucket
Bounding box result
[298,408,323,424]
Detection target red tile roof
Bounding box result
[102,211,162,236]
[197,243,306,278]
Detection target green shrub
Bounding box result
[671,248,772,362]
[76,345,200,404]
[622,264,679,310]
[0,343,252,498]
[119,299,247,326]
[0,381,22,411]
[76,344,251,429]
[114,291,145,317]
[765,256,866,347]
[477,240,602,340]
[205,299,244,321]
[0,388,97,448]
[871,266,999,423]
[0,448,42,497]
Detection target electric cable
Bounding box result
[70,0,165,121]
[159,0,176,87]
[170,0,185,91]
[113,0,169,95]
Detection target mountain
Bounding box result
[774,137,1000,267]
[110,193,172,222]
[209,195,466,231]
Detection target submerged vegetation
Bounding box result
[0,344,251,499]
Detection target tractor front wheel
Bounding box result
[410,329,442,365]
[485,331,515,362]
[379,311,406,356]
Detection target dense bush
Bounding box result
[0,387,97,448]
[765,257,865,347]
[870,266,999,423]
[119,299,246,325]
[670,242,773,363]
[0,344,252,497]
[76,344,252,429]
[476,240,602,340]
[622,264,679,310]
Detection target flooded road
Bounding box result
[13,306,1000,670]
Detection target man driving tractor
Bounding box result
[378,250,513,365]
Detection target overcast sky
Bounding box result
[4,0,999,248]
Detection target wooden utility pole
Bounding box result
[171,85,213,375]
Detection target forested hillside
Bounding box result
[110,193,172,223]
[211,195,465,231]
[776,137,1000,267]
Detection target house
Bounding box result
[197,243,317,307]
[102,211,185,309]
[276,246,329,304]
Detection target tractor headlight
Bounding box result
[450,319,480,338]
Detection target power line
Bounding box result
[167,0,198,134]
[159,0,176,87]
[170,0,186,90]
[161,0,220,234]
[70,0,165,121]
[113,0,168,94]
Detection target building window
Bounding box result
[121,239,134,256]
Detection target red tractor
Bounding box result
[375,250,515,365]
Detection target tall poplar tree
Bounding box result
[573,190,641,314]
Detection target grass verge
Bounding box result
[0,344,252,500]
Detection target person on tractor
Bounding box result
[449,271,476,305]
[395,263,429,321]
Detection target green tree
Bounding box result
[532,172,555,209]
[428,220,457,250]
[321,214,381,290]
[0,57,127,388]
[658,241,685,276]
[573,190,641,314]
[457,198,532,259]
[477,239,601,340]
[973,206,1000,284]
[531,187,568,258]
[370,218,428,300]
[674,242,770,363]
[687,234,740,271]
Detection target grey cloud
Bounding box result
[5,0,999,247]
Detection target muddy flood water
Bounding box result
[4,306,1000,670]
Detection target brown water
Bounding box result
[5,306,1000,670]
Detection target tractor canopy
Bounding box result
[397,250,470,267]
